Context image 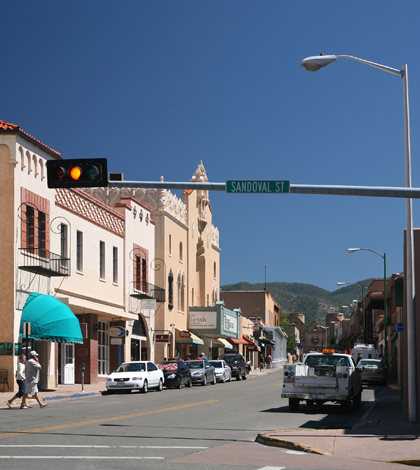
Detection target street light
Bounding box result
[337,282,366,343]
[316,325,328,350]
[346,248,387,358]
[301,53,417,423]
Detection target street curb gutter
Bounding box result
[387,460,420,467]
[43,392,100,401]
[255,432,329,455]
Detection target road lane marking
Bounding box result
[0,445,208,449]
[2,456,164,459]
[0,399,218,440]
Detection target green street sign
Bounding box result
[226,180,290,194]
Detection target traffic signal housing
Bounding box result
[47,158,108,189]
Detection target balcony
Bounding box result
[130,281,165,303]
[18,248,70,277]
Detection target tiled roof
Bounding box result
[183,189,193,195]
[0,120,61,156]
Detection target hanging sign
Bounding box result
[107,326,126,337]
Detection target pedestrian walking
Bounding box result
[259,354,265,371]
[21,351,48,409]
[6,354,26,408]
[266,354,272,369]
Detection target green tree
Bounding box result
[279,312,296,354]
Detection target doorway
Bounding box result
[62,343,75,384]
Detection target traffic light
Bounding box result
[47,158,108,189]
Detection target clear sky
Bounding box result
[2,1,420,291]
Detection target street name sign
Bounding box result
[226,180,290,194]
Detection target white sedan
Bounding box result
[209,360,232,383]
[106,361,164,393]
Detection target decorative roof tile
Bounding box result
[0,120,61,156]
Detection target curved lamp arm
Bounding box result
[300,54,402,77]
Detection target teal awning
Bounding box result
[19,293,83,344]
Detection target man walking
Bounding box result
[6,354,26,408]
[21,351,48,409]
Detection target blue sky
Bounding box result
[2,1,420,292]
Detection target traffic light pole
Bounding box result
[108,180,420,199]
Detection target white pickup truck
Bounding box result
[281,349,362,411]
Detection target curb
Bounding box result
[255,432,329,455]
[387,460,420,467]
[43,392,100,401]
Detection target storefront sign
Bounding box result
[155,333,170,343]
[0,342,14,356]
[179,330,191,338]
[189,311,217,329]
[107,326,126,337]
[223,314,237,334]
[111,337,123,345]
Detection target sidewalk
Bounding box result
[257,386,420,467]
[1,382,105,407]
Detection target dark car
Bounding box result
[157,361,192,389]
[222,353,247,381]
[185,360,216,386]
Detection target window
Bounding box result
[169,234,172,256]
[113,246,118,283]
[133,246,148,292]
[179,242,183,261]
[76,231,83,272]
[99,241,105,279]
[25,206,35,253]
[98,321,109,375]
[213,261,217,279]
[38,212,47,258]
[60,223,68,269]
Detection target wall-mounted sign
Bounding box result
[107,326,126,337]
[223,314,237,334]
[142,299,156,310]
[179,330,191,338]
[0,342,14,356]
[155,333,170,343]
[111,337,123,345]
[189,311,217,329]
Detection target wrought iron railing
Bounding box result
[18,248,70,277]
[130,281,165,302]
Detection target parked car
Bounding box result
[357,358,387,385]
[106,361,164,393]
[209,359,232,383]
[157,361,192,389]
[185,360,216,386]
[222,353,247,381]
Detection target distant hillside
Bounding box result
[220,280,374,326]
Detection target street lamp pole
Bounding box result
[337,282,365,343]
[346,248,387,355]
[301,53,417,424]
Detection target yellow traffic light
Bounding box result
[47,158,108,188]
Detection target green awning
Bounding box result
[19,293,83,343]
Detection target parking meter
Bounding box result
[81,362,85,392]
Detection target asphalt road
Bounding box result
[0,370,378,470]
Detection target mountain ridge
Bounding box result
[220,280,374,325]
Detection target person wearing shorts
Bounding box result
[21,351,48,409]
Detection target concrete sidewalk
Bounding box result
[257,386,420,467]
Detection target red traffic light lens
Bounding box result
[52,166,65,180]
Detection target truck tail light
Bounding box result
[284,371,289,376]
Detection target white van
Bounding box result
[351,344,379,363]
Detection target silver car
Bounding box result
[186,360,216,386]
[209,360,232,383]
